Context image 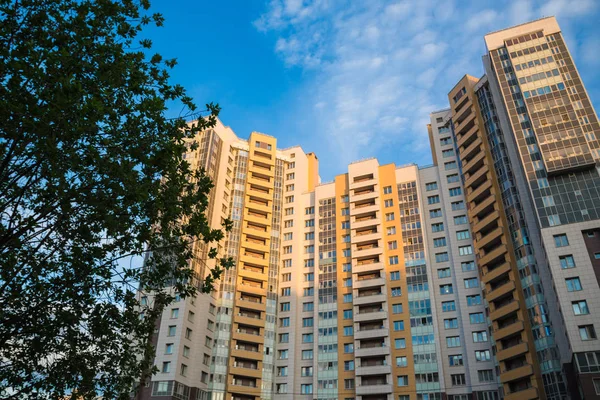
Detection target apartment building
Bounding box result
[445,16,600,400]
[139,118,499,400]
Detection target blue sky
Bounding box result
[147,0,600,181]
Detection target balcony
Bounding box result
[355,327,388,340]
[457,120,479,148]
[354,293,386,306]
[356,344,389,358]
[356,383,393,396]
[504,387,538,400]
[464,161,488,189]
[494,320,524,340]
[490,300,519,321]
[482,261,511,284]
[236,313,263,327]
[350,176,377,190]
[478,243,507,268]
[356,364,391,376]
[352,231,381,243]
[231,345,263,361]
[470,195,495,220]
[497,342,528,362]
[353,246,382,259]
[351,203,379,216]
[476,226,504,250]
[501,364,533,382]
[238,267,268,282]
[354,277,385,289]
[230,362,261,379]
[486,280,516,303]
[352,216,379,230]
[237,296,266,312]
[355,310,387,322]
[352,190,378,203]
[461,135,483,162]
[232,328,264,344]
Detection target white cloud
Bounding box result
[255,0,600,175]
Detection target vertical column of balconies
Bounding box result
[349,166,393,400]
[449,78,542,400]
[227,135,277,400]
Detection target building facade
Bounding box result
[446,16,600,400]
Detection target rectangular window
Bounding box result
[302,333,314,343]
[445,161,457,170]
[475,350,491,362]
[440,284,453,295]
[444,318,458,329]
[302,317,313,327]
[432,222,444,232]
[573,300,590,315]
[162,361,171,373]
[433,237,447,247]
[470,312,485,324]
[393,321,405,331]
[438,268,451,278]
[397,375,409,387]
[454,215,468,225]
[566,277,582,292]
[430,208,442,218]
[343,326,353,336]
[344,360,355,371]
[560,255,576,269]
[391,287,402,297]
[385,199,394,207]
[280,317,290,327]
[428,195,440,204]
[341,208,350,216]
[390,271,401,280]
[343,293,352,302]
[303,302,314,312]
[467,294,482,306]
[451,201,465,210]
[442,301,456,312]
[395,338,406,349]
[301,350,313,360]
[344,343,354,353]
[478,369,494,382]
[443,149,454,158]
[452,374,466,386]
[168,326,176,337]
[449,187,462,196]
[472,331,488,343]
[305,219,314,227]
[579,325,597,341]
[396,356,408,367]
[456,230,470,240]
[343,309,353,319]
[305,232,314,240]
[461,261,475,271]
[388,240,398,250]
[165,343,173,354]
[449,354,464,366]
[447,174,459,183]
[436,252,449,263]
[386,213,395,221]
[341,221,350,229]
[426,182,438,191]
[383,186,392,194]
[392,303,403,314]
[447,336,461,348]
[459,245,473,256]
[554,234,569,247]
[280,302,290,312]
[389,256,399,266]
[279,333,289,343]
[387,226,396,235]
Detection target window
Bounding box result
[278,349,289,359]
[140,296,148,306]
[343,278,352,287]
[304,245,314,253]
[456,230,470,240]
[277,384,288,394]
[279,333,289,343]
[281,302,290,312]
[305,232,314,240]
[344,343,354,353]
[459,245,473,256]
[392,303,403,314]
[442,301,456,312]
[428,195,440,204]
[343,309,353,319]
[303,302,314,312]
[180,364,188,376]
[390,271,400,280]
[343,326,353,336]
[470,312,485,324]
[277,366,288,377]
[432,222,444,232]
[447,174,459,183]
[395,338,406,349]
[430,208,442,218]
[389,256,399,266]
[467,294,482,306]
[478,370,494,382]
[343,293,353,302]
[554,234,569,247]
[566,277,582,292]
[440,284,453,295]
[302,333,314,343]
[451,374,466,386]
[579,325,597,341]
[341,208,350,216]
[343,263,352,272]
[393,321,405,331]
[282,273,291,282]
[391,287,402,297]
[281,287,291,296]
[168,326,176,337]
[387,226,396,235]
[447,336,461,347]
[170,308,179,319]
[302,317,313,327]
[397,375,409,387]
[388,240,398,250]
[341,221,350,229]
[280,317,290,327]
[443,149,454,158]
[304,259,314,267]
[344,379,355,390]
[305,219,314,227]
[472,331,488,342]
[396,356,408,367]
[165,343,173,354]
[594,378,600,395]
[451,201,465,210]
[433,237,447,248]
[303,287,314,296]
[386,213,395,221]
[548,214,561,226]
[449,187,461,196]
[301,384,313,394]
[573,300,590,315]
[344,360,355,371]
[454,215,468,225]
[302,349,314,360]
[301,366,313,377]
[464,278,478,289]
[560,255,576,269]
[449,354,463,366]
[475,350,491,362]
[305,206,314,214]
[384,186,392,194]
[436,252,449,263]
[445,161,457,170]
[283,245,292,254]
[162,361,171,373]
[305,273,314,281]
[438,268,451,278]
[385,199,394,207]
[426,182,438,191]
[461,261,475,271]
[444,318,458,329]
[343,249,351,257]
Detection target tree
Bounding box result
[0,0,232,398]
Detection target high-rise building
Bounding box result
[446,16,600,400]
[137,15,600,400]
[138,119,500,400]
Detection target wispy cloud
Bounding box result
[255,0,600,174]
